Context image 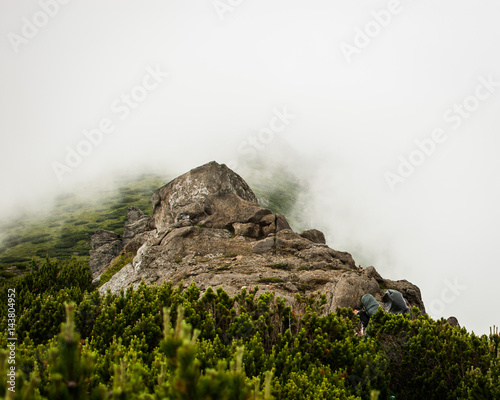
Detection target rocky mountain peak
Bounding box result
[90,161,426,314]
[151,161,259,232]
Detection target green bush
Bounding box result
[257,278,283,284]
[270,263,293,271]
[0,259,498,399]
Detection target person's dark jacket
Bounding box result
[361,294,380,317]
[382,289,410,315]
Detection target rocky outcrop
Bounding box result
[89,230,122,278]
[152,161,257,230]
[323,266,425,312]
[90,207,153,281]
[92,161,426,315]
[447,316,460,328]
[123,207,153,246]
[300,229,326,244]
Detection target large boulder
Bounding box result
[89,230,123,278]
[447,316,460,328]
[150,161,293,239]
[324,271,380,311]
[123,207,153,246]
[300,229,326,244]
[151,161,260,232]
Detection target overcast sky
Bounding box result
[1,0,499,335]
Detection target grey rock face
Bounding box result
[253,237,275,254]
[151,161,259,232]
[300,229,326,244]
[123,207,153,246]
[89,230,123,278]
[325,271,381,311]
[447,316,460,328]
[275,214,291,232]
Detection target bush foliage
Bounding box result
[0,260,498,399]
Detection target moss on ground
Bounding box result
[98,253,134,287]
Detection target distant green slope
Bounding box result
[0,167,303,279]
[0,174,166,277]
[240,164,304,230]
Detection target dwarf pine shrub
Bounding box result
[0,259,498,399]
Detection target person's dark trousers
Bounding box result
[358,310,370,328]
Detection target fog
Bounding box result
[1,0,500,335]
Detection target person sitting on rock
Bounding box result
[382,289,410,316]
[354,294,381,335]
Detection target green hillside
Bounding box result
[0,174,166,278]
[0,259,498,399]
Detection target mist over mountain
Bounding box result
[1,0,500,338]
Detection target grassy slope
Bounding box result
[241,164,304,230]
[0,168,302,279]
[0,174,166,277]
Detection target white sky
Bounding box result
[1,0,499,335]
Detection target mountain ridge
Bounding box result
[93,161,425,314]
